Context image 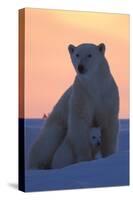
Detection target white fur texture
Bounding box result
[29,43,119,169]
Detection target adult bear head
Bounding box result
[68,43,109,81]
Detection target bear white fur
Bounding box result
[29,43,119,169]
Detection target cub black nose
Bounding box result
[97,142,101,146]
[78,64,84,74]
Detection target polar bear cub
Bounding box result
[90,128,101,159]
[29,43,119,169]
[51,128,101,169]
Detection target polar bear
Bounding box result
[29,43,119,169]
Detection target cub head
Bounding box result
[68,43,106,78]
[90,128,101,159]
[90,128,101,147]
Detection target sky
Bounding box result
[23,8,129,119]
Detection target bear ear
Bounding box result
[98,43,106,55]
[68,44,76,54]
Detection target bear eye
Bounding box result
[88,54,92,58]
[92,136,96,139]
[76,54,80,58]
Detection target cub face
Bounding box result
[90,128,101,146]
[68,43,106,79]
[90,128,101,159]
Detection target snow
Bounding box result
[24,119,129,192]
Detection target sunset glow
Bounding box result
[23,8,129,118]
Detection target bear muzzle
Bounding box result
[78,64,85,74]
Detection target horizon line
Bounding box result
[19,118,129,120]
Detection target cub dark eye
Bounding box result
[92,136,96,139]
[76,54,80,58]
[88,54,92,58]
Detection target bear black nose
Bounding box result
[78,64,84,74]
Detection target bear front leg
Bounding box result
[67,81,93,163]
[67,116,92,163]
[101,118,119,157]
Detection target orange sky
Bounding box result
[24,8,129,119]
